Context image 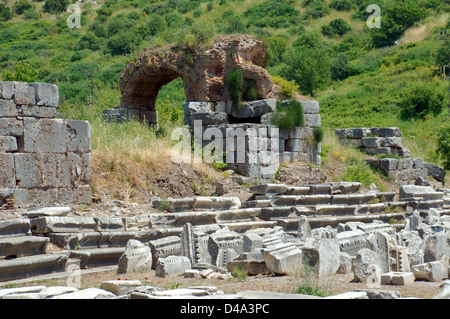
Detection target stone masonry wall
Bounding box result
[0,81,91,208]
[188,99,321,180]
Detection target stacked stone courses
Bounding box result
[0,81,91,207]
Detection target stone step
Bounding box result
[215,208,261,223]
[413,200,444,211]
[70,247,125,269]
[314,205,358,216]
[258,206,313,220]
[399,185,444,201]
[148,211,217,228]
[0,236,49,259]
[0,219,31,237]
[0,252,69,282]
[240,200,271,208]
[218,221,277,233]
[274,212,405,233]
[30,216,97,234]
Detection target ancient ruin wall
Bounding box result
[0,81,91,208]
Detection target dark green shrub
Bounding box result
[74,32,100,51]
[436,125,450,171]
[43,0,69,14]
[147,14,167,36]
[23,8,39,20]
[301,0,330,20]
[313,126,323,144]
[399,83,445,120]
[331,53,351,81]
[329,0,355,11]
[281,36,331,96]
[370,0,427,48]
[266,36,287,66]
[14,0,33,15]
[0,4,13,21]
[106,31,141,56]
[226,68,244,106]
[244,0,300,28]
[271,100,305,130]
[435,41,450,67]
[2,62,38,82]
[321,18,352,37]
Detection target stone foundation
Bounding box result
[0,81,92,208]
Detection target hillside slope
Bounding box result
[0,0,448,199]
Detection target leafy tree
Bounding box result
[266,36,287,66]
[281,33,330,96]
[331,53,351,81]
[14,0,33,15]
[147,14,167,36]
[0,4,13,21]
[74,32,100,51]
[3,62,38,82]
[435,41,450,68]
[436,125,450,171]
[321,18,352,37]
[399,82,445,120]
[329,0,355,11]
[370,0,427,48]
[43,0,69,15]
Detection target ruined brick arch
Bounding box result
[119,35,282,126]
[119,51,184,125]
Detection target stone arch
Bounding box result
[118,35,282,126]
[119,52,183,125]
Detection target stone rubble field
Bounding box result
[0,182,449,299]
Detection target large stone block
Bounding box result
[0,136,17,152]
[302,237,340,277]
[0,153,15,188]
[21,106,56,118]
[231,99,276,119]
[262,243,302,275]
[14,153,40,188]
[352,248,382,283]
[12,82,35,106]
[118,239,152,274]
[0,99,17,117]
[0,82,15,99]
[155,256,191,278]
[67,121,93,153]
[28,83,59,107]
[23,118,66,153]
[305,114,321,127]
[300,100,320,114]
[0,118,23,136]
[412,261,448,282]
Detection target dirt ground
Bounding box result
[7,267,443,299]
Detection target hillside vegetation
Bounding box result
[1,0,449,199]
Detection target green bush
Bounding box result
[244,0,300,28]
[329,0,355,11]
[226,68,244,106]
[436,125,450,171]
[280,35,331,96]
[370,0,427,48]
[3,62,38,82]
[106,31,141,56]
[74,32,100,51]
[399,83,445,120]
[147,14,167,36]
[313,126,323,144]
[330,53,351,81]
[341,158,382,187]
[0,4,13,21]
[14,0,33,15]
[272,75,299,98]
[321,19,352,37]
[271,99,305,130]
[43,0,69,14]
[23,8,39,20]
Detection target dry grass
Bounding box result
[401,13,449,44]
